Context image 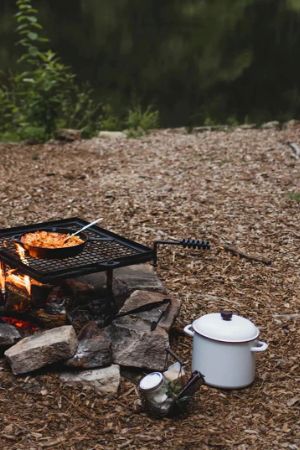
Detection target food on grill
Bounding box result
[21,231,84,249]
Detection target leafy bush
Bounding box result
[126,105,159,137]
[99,104,123,131]
[0,0,101,141]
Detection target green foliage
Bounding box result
[126,105,159,138]
[99,104,123,131]
[0,0,101,141]
[288,192,300,202]
[226,116,239,127]
[203,116,217,127]
[287,0,300,12]
[0,85,15,133]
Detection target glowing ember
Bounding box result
[1,316,38,332]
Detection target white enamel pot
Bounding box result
[184,312,268,389]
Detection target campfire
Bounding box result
[0,219,153,311]
[0,217,206,389]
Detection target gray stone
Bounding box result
[158,297,181,331]
[5,325,78,375]
[193,125,229,132]
[70,273,129,309]
[283,119,300,129]
[0,323,21,348]
[63,278,96,302]
[66,322,112,369]
[238,124,256,130]
[60,365,120,395]
[118,290,181,331]
[108,316,169,371]
[261,121,280,129]
[55,128,82,141]
[115,264,166,293]
[98,131,126,139]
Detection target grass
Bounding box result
[288,192,300,202]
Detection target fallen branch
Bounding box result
[273,313,300,320]
[199,294,242,307]
[287,142,300,159]
[40,437,66,448]
[223,244,272,266]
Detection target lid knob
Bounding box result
[221,311,232,321]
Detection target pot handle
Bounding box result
[183,324,195,337]
[251,340,268,352]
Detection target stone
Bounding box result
[283,119,300,129]
[5,325,78,375]
[115,264,166,293]
[77,321,101,340]
[193,125,229,132]
[60,365,120,395]
[98,131,126,140]
[118,290,181,331]
[62,278,96,302]
[65,321,112,369]
[238,124,256,130]
[261,121,280,129]
[63,272,129,307]
[76,272,129,307]
[108,316,169,371]
[55,128,82,141]
[0,323,21,348]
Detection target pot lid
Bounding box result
[139,372,163,391]
[192,312,259,342]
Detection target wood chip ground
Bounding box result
[0,128,299,449]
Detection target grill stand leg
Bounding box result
[106,269,113,292]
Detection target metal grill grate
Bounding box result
[0,218,154,283]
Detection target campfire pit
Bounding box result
[0,217,156,334]
[0,217,206,378]
[0,217,154,285]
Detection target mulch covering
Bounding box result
[0,127,299,449]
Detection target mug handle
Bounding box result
[183,324,195,337]
[251,340,268,352]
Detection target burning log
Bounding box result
[31,282,53,307]
[4,284,31,312]
[31,301,67,328]
[29,286,69,328]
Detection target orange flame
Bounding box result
[16,243,28,264]
[0,262,5,294]
[5,244,32,296]
[6,269,31,296]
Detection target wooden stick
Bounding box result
[287,142,300,159]
[273,313,300,320]
[223,244,272,266]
